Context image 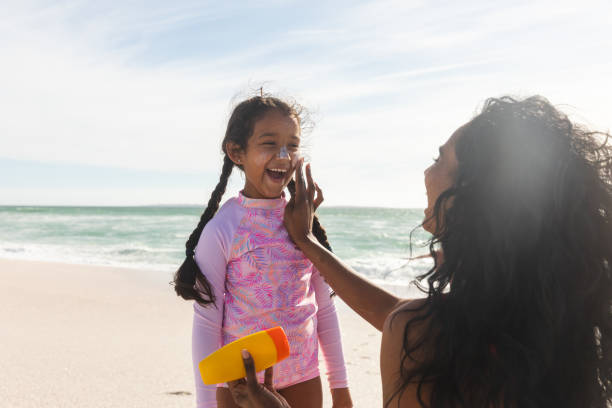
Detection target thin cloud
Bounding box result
[372,59,502,81]
[1,0,611,206]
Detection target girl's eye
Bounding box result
[289,145,299,151]
[432,156,439,163]
[262,142,275,146]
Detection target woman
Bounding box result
[228,96,612,407]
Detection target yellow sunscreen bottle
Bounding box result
[199,326,290,385]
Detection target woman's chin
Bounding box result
[422,209,434,233]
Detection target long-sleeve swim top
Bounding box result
[191,192,348,407]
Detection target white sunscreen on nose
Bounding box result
[278,145,290,159]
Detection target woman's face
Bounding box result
[423,126,462,233]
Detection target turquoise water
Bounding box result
[0,205,432,285]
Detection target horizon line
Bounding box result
[0,203,422,210]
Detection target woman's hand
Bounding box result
[284,158,323,247]
[331,387,354,408]
[227,350,291,408]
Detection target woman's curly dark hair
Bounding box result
[391,96,612,407]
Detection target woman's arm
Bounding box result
[302,236,400,331]
[285,159,402,331]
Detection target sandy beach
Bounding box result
[0,258,420,407]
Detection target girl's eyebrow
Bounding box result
[257,133,301,140]
[257,132,277,139]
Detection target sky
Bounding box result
[1,0,611,207]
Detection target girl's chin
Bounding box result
[261,185,287,198]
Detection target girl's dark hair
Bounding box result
[173,96,333,305]
[390,96,612,407]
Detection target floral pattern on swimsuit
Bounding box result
[223,193,319,384]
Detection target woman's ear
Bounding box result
[226,142,244,166]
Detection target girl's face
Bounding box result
[231,110,301,199]
[423,126,462,233]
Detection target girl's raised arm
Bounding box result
[284,160,402,331]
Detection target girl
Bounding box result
[173,95,352,408]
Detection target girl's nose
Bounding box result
[278,145,290,159]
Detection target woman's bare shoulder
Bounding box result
[382,298,429,356]
[380,298,432,408]
[386,298,428,328]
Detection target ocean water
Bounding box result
[0,205,433,286]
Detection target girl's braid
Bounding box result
[186,156,234,256]
[174,156,234,304]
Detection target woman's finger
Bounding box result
[314,182,324,210]
[241,349,259,393]
[286,179,296,209]
[295,158,306,202]
[263,366,274,389]
[305,163,315,204]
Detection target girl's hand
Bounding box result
[227,350,291,408]
[284,158,323,247]
[331,387,353,408]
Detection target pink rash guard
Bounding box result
[191,192,348,407]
